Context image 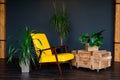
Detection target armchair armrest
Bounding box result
[38,47,55,56]
[54,45,68,53]
[38,47,59,62]
[37,45,69,63]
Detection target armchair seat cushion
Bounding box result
[39,53,74,63]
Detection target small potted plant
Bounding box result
[8,26,36,72]
[78,30,105,51]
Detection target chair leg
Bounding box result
[57,62,62,76]
[35,63,40,70]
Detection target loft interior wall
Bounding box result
[6,0,114,57]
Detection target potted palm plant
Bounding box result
[50,0,70,45]
[8,26,36,72]
[78,30,105,51]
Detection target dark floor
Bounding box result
[0,59,120,80]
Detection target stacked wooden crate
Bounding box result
[72,50,112,72]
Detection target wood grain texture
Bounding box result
[114,44,120,62]
[0,4,6,40]
[0,0,6,3]
[0,41,6,58]
[116,0,120,3]
[114,3,120,62]
[115,4,120,42]
[0,3,6,58]
[72,50,112,71]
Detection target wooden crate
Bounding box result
[72,50,112,72]
[91,50,112,70]
[72,50,91,68]
[71,50,80,67]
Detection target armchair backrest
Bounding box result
[31,33,52,57]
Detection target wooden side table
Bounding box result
[72,50,112,72]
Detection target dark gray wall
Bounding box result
[6,0,114,56]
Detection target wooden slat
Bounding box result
[0,3,6,58]
[114,4,120,62]
[114,4,120,42]
[116,0,120,3]
[0,0,6,3]
[114,44,120,62]
[0,41,6,58]
[0,4,6,40]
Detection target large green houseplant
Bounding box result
[8,26,36,72]
[78,30,105,51]
[50,0,70,45]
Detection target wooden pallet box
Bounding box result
[91,51,112,70]
[78,50,91,68]
[71,50,79,67]
[72,50,91,68]
[72,50,112,71]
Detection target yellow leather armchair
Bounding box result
[31,33,74,76]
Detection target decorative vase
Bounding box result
[85,43,99,51]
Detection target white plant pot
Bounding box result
[21,60,30,73]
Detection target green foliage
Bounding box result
[78,30,105,48]
[50,0,69,41]
[8,26,36,67]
